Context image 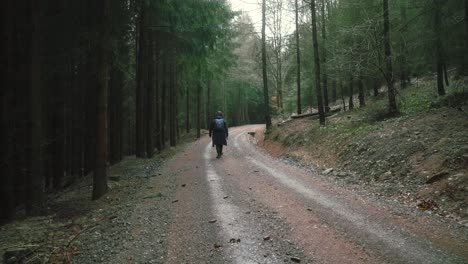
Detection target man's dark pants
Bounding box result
[216,144,223,157]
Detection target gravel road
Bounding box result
[74,125,468,264]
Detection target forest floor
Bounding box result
[264,77,468,225]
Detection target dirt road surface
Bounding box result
[111,125,468,264]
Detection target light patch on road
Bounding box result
[204,143,276,264]
[232,129,459,263]
[246,156,455,264]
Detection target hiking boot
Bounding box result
[216,154,221,159]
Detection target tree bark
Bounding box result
[340,80,346,111]
[26,0,45,215]
[434,0,445,96]
[136,2,148,157]
[262,0,272,129]
[358,75,365,107]
[321,0,329,113]
[196,66,202,139]
[154,39,162,151]
[348,76,354,110]
[399,3,410,88]
[383,0,398,113]
[295,0,302,115]
[373,79,379,96]
[146,33,155,158]
[311,0,325,125]
[464,0,468,75]
[169,47,176,147]
[93,0,111,200]
[206,79,211,129]
[443,63,450,87]
[161,40,167,149]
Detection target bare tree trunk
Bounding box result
[262,0,272,129]
[206,79,211,129]
[295,0,302,115]
[434,0,445,96]
[358,75,365,107]
[222,79,227,115]
[383,0,398,113]
[443,63,450,87]
[348,76,354,110]
[169,48,176,147]
[28,0,44,214]
[136,3,148,157]
[321,0,329,112]
[340,79,346,111]
[399,3,410,88]
[374,79,379,96]
[93,0,111,200]
[161,43,167,149]
[311,0,325,125]
[146,33,155,157]
[197,66,202,138]
[186,79,190,134]
[154,34,162,151]
[277,57,283,112]
[464,0,468,75]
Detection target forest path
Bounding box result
[117,125,468,264]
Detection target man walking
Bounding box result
[209,111,228,159]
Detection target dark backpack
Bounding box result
[213,118,225,132]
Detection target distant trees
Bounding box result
[272,0,468,120]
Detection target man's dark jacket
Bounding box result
[209,115,228,146]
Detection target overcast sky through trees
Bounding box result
[228,0,294,37]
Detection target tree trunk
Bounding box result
[136,3,148,157]
[321,0,329,113]
[295,0,302,115]
[26,0,44,215]
[383,0,398,113]
[311,0,325,125]
[93,0,111,200]
[196,68,202,139]
[277,57,283,113]
[373,79,379,96]
[464,0,468,75]
[186,79,190,134]
[443,63,450,87]
[399,3,409,88]
[169,47,176,147]
[262,0,272,129]
[348,76,354,110]
[206,79,211,129]
[109,61,124,164]
[358,75,365,107]
[146,33,155,158]
[340,80,346,111]
[161,42,167,149]
[154,39,162,151]
[434,0,445,96]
